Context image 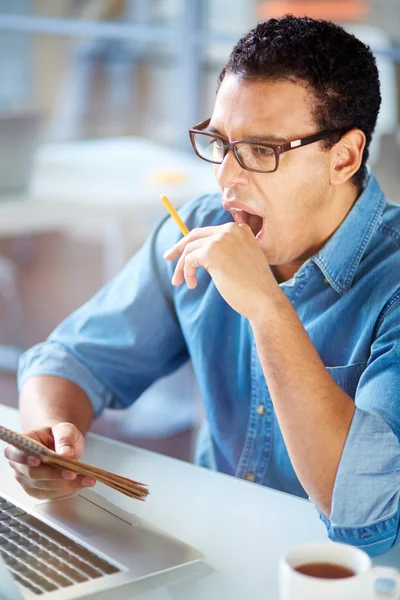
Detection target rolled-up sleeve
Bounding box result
[18,341,114,417]
[318,291,400,556]
[18,212,190,417]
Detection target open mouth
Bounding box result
[231,208,264,239]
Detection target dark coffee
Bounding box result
[294,562,355,579]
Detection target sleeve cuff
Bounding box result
[317,508,399,557]
[331,407,400,526]
[18,341,113,417]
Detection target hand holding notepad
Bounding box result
[0,425,149,501]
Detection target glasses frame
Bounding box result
[189,118,345,174]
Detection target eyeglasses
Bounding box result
[189,118,344,174]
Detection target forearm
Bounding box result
[19,375,94,435]
[250,293,355,517]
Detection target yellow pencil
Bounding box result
[160,194,189,236]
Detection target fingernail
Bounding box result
[58,445,72,455]
[61,470,77,480]
[82,478,96,487]
[27,456,40,466]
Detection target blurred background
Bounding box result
[0,0,399,462]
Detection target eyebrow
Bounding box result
[208,125,287,144]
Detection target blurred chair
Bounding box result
[90,361,203,461]
[49,0,141,142]
[0,110,43,193]
[49,38,138,141]
[0,255,23,373]
[0,110,43,373]
[93,361,203,438]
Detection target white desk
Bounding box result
[0,138,219,280]
[1,405,399,600]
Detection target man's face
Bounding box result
[210,74,337,266]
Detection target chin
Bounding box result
[256,232,273,255]
[259,243,276,263]
[260,246,290,267]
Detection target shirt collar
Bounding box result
[312,172,385,296]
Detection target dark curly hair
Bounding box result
[218,16,381,189]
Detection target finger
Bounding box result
[238,222,254,237]
[52,422,84,459]
[14,469,95,492]
[14,472,76,491]
[171,255,185,287]
[4,444,41,467]
[15,475,94,500]
[8,460,77,482]
[184,247,207,289]
[171,238,207,287]
[13,478,66,501]
[163,226,219,260]
[61,469,78,481]
[31,476,94,491]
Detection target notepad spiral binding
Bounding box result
[0,425,44,456]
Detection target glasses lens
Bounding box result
[235,143,276,172]
[193,133,225,163]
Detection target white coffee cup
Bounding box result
[279,541,400,600]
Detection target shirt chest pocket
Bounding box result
[325,362,366,399]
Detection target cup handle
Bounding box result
[372,566,400,599]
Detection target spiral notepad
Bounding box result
[0,425,149,501]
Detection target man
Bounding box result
[6,16,400,557]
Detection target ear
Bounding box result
[329,129,366,186]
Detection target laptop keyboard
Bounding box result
[0,495,120,595]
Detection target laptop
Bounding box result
[0,471,202,599]
[0,552,24,600]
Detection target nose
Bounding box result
[214,148,248,190]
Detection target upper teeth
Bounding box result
[231,208,243,212]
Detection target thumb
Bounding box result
[52,422,84,459]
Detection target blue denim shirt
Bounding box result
[19,172,400,556]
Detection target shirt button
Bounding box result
[244,472,255,482]
[256,404,266,415]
